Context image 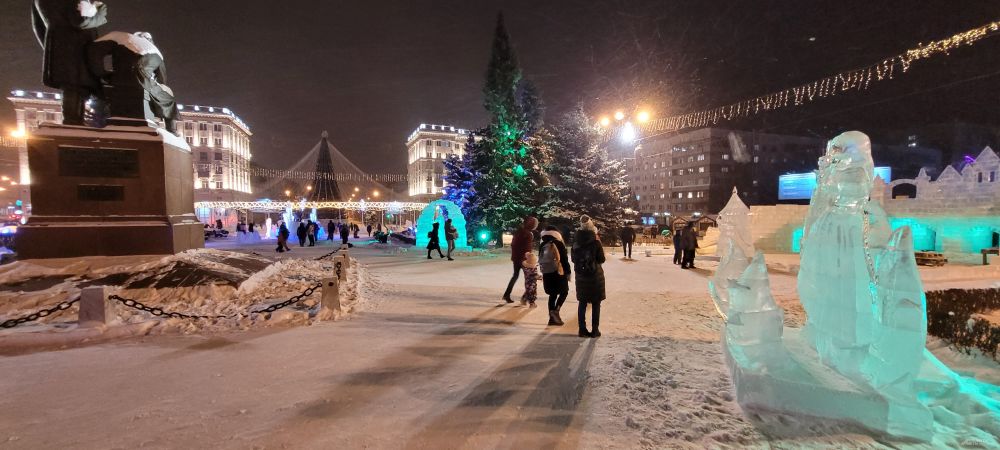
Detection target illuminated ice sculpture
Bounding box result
[414,199,471,251]
[712,131,1000,444]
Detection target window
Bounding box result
[659,183,665,189]
[186,137,193,145]
[659,193,665,199]
[213,124,223,132]
[199,152,208,162]
[215,182,223,189]
[199,123,207,131]
[185,122,193,129]
[698,167,705,173]
[200,180,209,189]
[687,168,695,174]
[696,191,705,198]
[722,154,730,160]
[214,152,223,161]
[991,171,997,182]
[721,167,729,173]
[46,112,56,121]
[436,140,443,147]
[426,140,434,149]
[199,137,208,147]
[978,173,984,183]
[687,192,693,199]
[215,166,223,175]
[687,156,694,163]
[214,138,222,147]
[753,156,759,163]
[652,162,658,169]
[697,154,705,161]
[676,192,683,199]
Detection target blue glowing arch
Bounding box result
[415,200,471,251]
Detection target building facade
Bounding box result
[406,124,471,202]
[5,89,253,225]
[627,127,944,226]
[627,128,826,225]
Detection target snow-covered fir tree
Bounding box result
[463,12,549,243]
[541,106,629,235]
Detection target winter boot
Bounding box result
[548,311,559,326]
[579,329,592,338]
[553,309,564,326]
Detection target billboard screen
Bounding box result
[778,167,891,200]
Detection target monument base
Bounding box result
[16,123,203,259]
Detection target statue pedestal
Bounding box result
[16,123,203,259]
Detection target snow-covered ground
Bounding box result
[0,240,996,449]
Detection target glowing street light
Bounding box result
[636,110,651,123]
[372,190,380,197]
[354,187,360,192]
[284,189,291,197]
[620,121,637,144]
[614,111,625,121]
[306,185,312,191]
[599,117,611,127]
[9,129,25,138]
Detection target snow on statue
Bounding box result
[712,131,1000,445]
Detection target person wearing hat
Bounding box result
[572,215,606,337]
[539,226,571,325]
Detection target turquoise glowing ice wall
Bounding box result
[415,200,471,251]
[793,217,999,254]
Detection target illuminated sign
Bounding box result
[779,167,891,200]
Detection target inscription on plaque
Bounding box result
[59,146,139,178]
[77,184,125,201]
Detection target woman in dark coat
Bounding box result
[426,222,444,259]
[572,215,606,338]
[276,221,291,252]
[539,226,571,326]
[296,222,308,247]
[672,228,683,265]
[680,222,699,269]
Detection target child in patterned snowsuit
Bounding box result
[521,252,539,307]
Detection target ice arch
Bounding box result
[415,200,471,251]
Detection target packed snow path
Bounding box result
[1,240,996,449]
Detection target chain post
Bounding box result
[79,286,112,327]
[321,278,341,314]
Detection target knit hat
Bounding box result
[523,252,538,268]
[580,215,597,232]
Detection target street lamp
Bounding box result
[636,110,651,123]
[620,121,637,144]
[599,117,611,127]
[284,189,291,197]
[306,185,312,191]
[372,190,380,198]
[614,111,625,121]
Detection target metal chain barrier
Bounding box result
[1,297,81,329]
[251,283,322,314]
[314,250,340,261]
[109,294,231,320]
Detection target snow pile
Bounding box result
[0,249,367,340]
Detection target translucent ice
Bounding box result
[708,189,754,319]
[726,251,783,345]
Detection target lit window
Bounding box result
[753,156,759,163]
[215,166,223,175]
[697,154,705,161]
[698,167,705,173]
[721,167,729,173]
[676,192,683,199]
[687,192,693,199]
[722,154,730,160]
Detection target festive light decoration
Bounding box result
[603,18,1000,141]
[223,165,411,183]
[193,200,427,212]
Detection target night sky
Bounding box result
[2,0,999,173]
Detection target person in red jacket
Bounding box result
[502,216,538,303]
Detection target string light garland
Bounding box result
[235,165,409,183]
[604,18,1000,141]
[194,200,428,212]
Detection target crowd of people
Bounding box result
[494,215,703,338]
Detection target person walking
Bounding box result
[680,222,700,269]
[339,222,350,246]
[307,220,317,247]
[276,221,291,253]
[521,252,539,307]
[367,224,373,237]
[353,223,360,239]
[426,222,445,259]
[444,218,458,261]
[325,220,334,241]
[620,224,636,259]
[502,216,538,303]
[572,215,606,338]
[672,228,683,265]
[296,222,307,247]
[539,226,570,326]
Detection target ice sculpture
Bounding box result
[717,131,1000,444]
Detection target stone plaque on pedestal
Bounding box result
[16,123,203,259]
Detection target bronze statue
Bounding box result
[32,0,108,126]
[88,31,178,133]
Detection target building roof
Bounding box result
[406,123,470,144]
